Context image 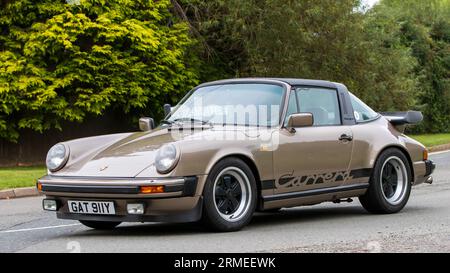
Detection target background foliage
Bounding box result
[0,0,449,142]
[0,0,199,141]
[370,0,450,133]
[177,0,449,133]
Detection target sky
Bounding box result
[361,0,380,8]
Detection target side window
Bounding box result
[296,87,341,126]
[284,92,298,126]
[349,93,379,122]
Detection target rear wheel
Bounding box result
[79,220,121,230]
[202,157,257,232]
[359,148,412,214]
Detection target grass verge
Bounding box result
[410,133,450,148]
[0,166,46,190]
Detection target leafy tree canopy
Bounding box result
[0,0,448,143]
[0,0,200,141]
[177,0,417,111]
[176,0,449,132]
[371,0,450,133]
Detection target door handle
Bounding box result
[339,134,353,141]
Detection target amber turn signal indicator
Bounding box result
[37,182,42,191]
[140,185,164,194]
[423,149,428,161]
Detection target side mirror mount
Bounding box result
[139,117,155,131]
[164,104,172,117]
[286,113,314,132]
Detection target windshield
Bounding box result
[167,83,285,127]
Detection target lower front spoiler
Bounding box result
[49,196,203,223]
[423,160,435,184]
[424,160,436,176]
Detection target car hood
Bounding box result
[52,125,267,178]
[52,127,182,177]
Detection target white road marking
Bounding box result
[0,223,81,234]
[430,150,450,156]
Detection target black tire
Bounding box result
[202,157,257,232]
[359,148,412,214]
[79,220,121,230]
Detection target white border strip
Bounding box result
[0,223,80,234]
[429,149,450,155]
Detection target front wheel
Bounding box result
[202,157,257,232]
[359,148,412,214]
[79,220,121,230]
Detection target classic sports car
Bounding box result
[38,78,435,232]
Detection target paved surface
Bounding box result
[1,151,449,253]
[0,187,40,199]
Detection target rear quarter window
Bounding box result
[349,93,379,122]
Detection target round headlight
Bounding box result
[155,144,179,174]
[46,143,69,172]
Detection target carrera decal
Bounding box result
[273,168,372,189]
[275,171,350,189]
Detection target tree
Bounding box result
[176,0,418,112]
[0,0,200,141]
[173,0,251,81]
[369,0,450,133]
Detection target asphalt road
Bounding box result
[1,151,449,253]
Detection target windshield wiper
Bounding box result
[160,120,175,125]
[173,118,213,126]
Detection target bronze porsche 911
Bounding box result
[38,78,435,231]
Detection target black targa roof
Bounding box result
[197,78,338,89]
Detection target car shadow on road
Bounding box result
[252,205,369,226]
[64,204,430,238]
[65,205,381,238]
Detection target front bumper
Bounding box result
[46,196,203,223]
[424,160,436,176]
[38,175,199,198]
[37,175,205,223]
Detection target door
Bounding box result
[273,86,353,195]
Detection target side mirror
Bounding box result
[139,117,155,131]
[164,104,172,117]
[286,113,314,132]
